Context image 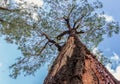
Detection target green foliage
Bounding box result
[0,0,119,78]
[9,56,45,78]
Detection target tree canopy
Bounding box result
[0,0,119,78]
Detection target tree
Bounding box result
[0,0,120,83]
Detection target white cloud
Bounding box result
[92,49,120,80]
[92,47,98,54]
[106,64,120,80]
[106,52,120,80]
[106,63,115,73]
[92,47,103,56]
[110,52,120,66]
[111,52,120,61]
[99,14,114,22]
[114,66,120,80]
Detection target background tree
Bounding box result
[0,0,119,81]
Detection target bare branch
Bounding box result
[30,42,49,56]
[0,7,10,11]
[56,30,69,40]
[40,31,61,51]
[76,31,85,34]
[39,42,49,55]
[68,6,75,18]
[63,17,71,30]
[0,6,22,12]
[75,22,82,29]
[73,15,84,29]
[62,6,76,30]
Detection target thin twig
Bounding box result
[39,41,49,55]
[68,5,75,18]
[73,15,84,29]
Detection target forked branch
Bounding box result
[32,42,49,56]
[40,42,49,54]
[41,31,61,51]
[63,17,71,30]
[63,6,75,30]
[56,30,69,40]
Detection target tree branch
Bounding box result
[0,6,21,12]
[39,42,49,55]
[73,15,84,29]
[76,31,85,34]
[75,22,83,29]
[68,6,75,18]
[56,30,69,40]
[63,6,75,30]
[63,17,71,30]
[30,42,49,56]
[0,7,10,11]
[40,31,61,51]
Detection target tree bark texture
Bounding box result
[44,36,120,84]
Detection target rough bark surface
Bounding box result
[44,36,120,84]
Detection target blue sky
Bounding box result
[0,38,48,84]
[0,0,120,84]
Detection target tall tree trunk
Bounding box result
[44,36,120,84]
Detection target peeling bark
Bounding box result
[44,36,120,84]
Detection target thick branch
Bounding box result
[56,30,70,40]
[41,31,61,51]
